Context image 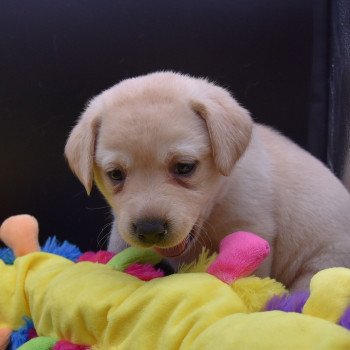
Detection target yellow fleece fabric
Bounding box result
[1,252,350,349]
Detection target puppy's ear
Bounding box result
[64,97,101,194]
[191,83,253,176]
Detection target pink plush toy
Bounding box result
[207,231,270,283]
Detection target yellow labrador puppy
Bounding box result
[65,72,350,290]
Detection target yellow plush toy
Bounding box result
[1,215,350,350]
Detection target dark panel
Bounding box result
[328,0,350,177]
[308,0,329,163]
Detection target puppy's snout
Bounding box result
[133,219,167,245]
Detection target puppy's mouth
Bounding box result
[154,226,197,258]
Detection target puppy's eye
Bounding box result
[172,162,197,177]
[107,169,126,183]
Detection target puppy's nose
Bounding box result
[133,219,167,244]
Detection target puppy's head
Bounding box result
[65,72,252,257]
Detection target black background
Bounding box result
[1,1,323,250]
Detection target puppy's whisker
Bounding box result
[97,222,113,249]
[86,205,111,211]
[193,224,208,254]
[200,220,217,250]
[202,219,217,237]
[98,233,111,250]
[193,223,208,247]
[73,190,87,199]
[192,223,207,250]
[201,229,213,250]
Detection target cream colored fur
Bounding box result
[65,72,350,290]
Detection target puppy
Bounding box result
[65,71,350,290]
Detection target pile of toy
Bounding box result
[1,215,350,350]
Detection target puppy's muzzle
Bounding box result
[133,219,167,245]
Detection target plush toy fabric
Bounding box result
[1,215,350,350]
